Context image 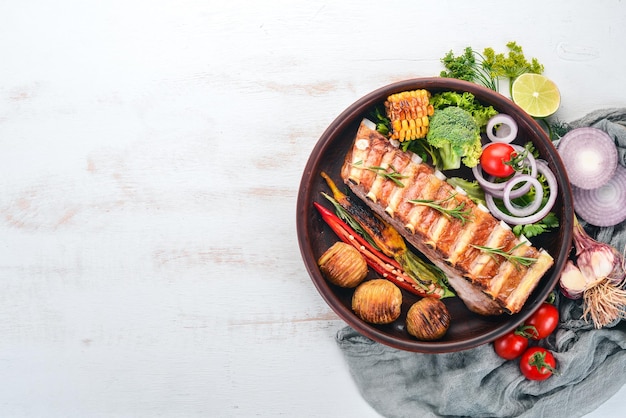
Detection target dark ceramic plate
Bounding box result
[296,78,573,353]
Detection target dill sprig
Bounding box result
[352,160,407,187]
[408,193,474,225]
[471,242,538,269]
[505,146,528,172]
[440,47,498,91]
[504,142,537,173]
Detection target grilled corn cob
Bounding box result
[385,89,435,142]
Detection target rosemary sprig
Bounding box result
[352,160,407,187]
[471,242,537,269]
[408,193,474,225]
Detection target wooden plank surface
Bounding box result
[1,1,625,416]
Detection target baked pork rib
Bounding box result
[340,120,554,315]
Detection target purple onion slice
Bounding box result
[557,127,617,190]
[486,114,518,143]
[573,164,626,227]
[485,161,558,225]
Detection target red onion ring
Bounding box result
[472,143,521,193]
[486,114,518,143]
[572,164,626,227]
[472,163,507,192]
[508,145,538,198]
[485,161,558,225]
[557,127,617,190]
[503,174,544,217]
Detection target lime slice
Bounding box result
[511,73,560,118]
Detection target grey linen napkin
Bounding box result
[336,109,626,418]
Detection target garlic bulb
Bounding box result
[566,216,626,328]
[573,217,625,287]
[559,260,586,300]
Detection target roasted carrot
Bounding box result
[320,171,405,257]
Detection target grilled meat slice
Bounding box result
[340,120,554,315]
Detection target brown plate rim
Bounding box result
[296,77,574,353]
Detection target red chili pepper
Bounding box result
[313,201,439,298]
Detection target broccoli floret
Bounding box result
[426,106,482,170]
[430,91,498,130]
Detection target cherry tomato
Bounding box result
[524,302,559,340]
[519,347,557,380]
[480,143,516,178]
[494,331,529,360]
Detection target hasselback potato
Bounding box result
[352,279,402,324]
[406,298,451,341]
[318,242,368,288]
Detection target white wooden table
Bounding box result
[1,1,625,416]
